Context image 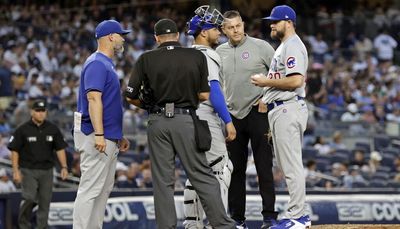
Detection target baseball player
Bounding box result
[251,5,311,229]
[183,5,235,229]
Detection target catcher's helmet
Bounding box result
[187,5,224,35]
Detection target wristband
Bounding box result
[62,167,68,170]
[95,133,104,136]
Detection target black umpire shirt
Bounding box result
[8,120,67,170]
[125,41,210,108]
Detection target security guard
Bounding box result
[125,18,236,229]
[8,99,68,229]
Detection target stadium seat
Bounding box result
[371,172,390,181]
[381,148,399,157]
[329,152,349,163]
[368,180,388,188]
[355,142,371,153]
[374,135,391,151]
[381,153,396,167]
[352,181,368,188]
[376,166,392,173]
[302,147,318,159]
[315,158,331,172]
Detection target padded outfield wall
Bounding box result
[0,191,399,228]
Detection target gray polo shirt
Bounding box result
[216,35,275,119]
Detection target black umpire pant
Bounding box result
[227,106,277,222]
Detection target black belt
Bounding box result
[107,138,118,143]
[149,107,192,115]
[209,156,223,167]
[267,96,304,111]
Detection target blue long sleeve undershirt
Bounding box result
[209,80,232,124]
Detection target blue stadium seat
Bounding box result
[376,166,392,173]
[352,181,368,188]
[315,158,331,172]
[303,147,318,159]
[374,135,391,151]
[371,172,390,181]
[369,179,388,188]
[381,153,396,167]
[355,142,371,154]
[381,148,399,157]
[330,152,349,163]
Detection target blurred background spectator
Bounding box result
[0,0,399,191]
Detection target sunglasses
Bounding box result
[34,109,46,112]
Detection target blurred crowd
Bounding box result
[0,0,400,192]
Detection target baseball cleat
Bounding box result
[235,220,249,229]
[261,217,277,228]
[270,215,311,229]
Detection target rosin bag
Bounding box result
[189,110,212,152]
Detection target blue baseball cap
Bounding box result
[263,5,296,22]
[187,15,218,35]
[95,20,131,39]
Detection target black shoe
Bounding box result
[261,217,277,229]
[235,220,248,229]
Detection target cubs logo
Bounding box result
[286,56,296,68]
[241,51,250,60]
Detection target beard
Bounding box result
[208,37,219,48]
[271,29,285,40]
[114,43,124,54]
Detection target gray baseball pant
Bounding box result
[147,113,235,229]
[72,131,119,229]
[268,99,308,219]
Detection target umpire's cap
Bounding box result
[154,19,178,36]
[263,5,296,23]
[95,20,131,39]
[32,99,47,111]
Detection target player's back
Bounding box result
[139,43,209,108]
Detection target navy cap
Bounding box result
[263,5,296,22]
[95,20,131,39]
[32,100,47,110]
[154,19,178,36]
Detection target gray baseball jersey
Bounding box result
[261,34,308,104]
[216,35,275,119]
[193,44,221,111]
[265,34,309,219]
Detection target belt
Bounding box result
[106,138,118,143]
[267,96,304,111]
[209,156,224,167]
[149,107,192,115]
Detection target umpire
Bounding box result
[8,99,68,229]
[125,18,235,229]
